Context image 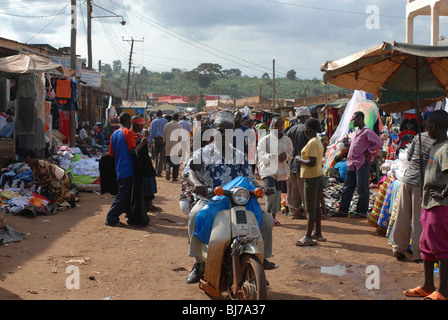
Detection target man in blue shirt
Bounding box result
[149,110,168,176]
[105,112,136,227]
[179,115,192,133]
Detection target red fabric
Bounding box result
[59,111,70,144]
[56,79,71,99]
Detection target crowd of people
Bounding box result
[3,99,446,300]
[100,104,448,299]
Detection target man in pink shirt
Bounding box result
[333,111,383,218]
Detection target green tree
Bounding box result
[140,67,149,79]
[194,63,223,78]
[101,63,113,77]
[286,69,297,80]
[161,72,175,80]
[223,68,242,77]
[197,74,211,88]
[112,60,122,73]
[197,91,206,111]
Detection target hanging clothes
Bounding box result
[368,176,392,227]
[45,74,56,100]
[326,108,340,139]
[70,79,79,110]
[400,113,419,132]
[99,154,118,195]
[387,181,402,238]
[387,140,399,160]
[378,179,397,229]
[55,79,71,105]
[398,129,417,151]
[59,110,70,144]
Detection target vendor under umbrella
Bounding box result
[22,150,72,205]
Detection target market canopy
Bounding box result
[0,52,75,77]
[321,41,448,107]
[324,98,350,109]
[321,41,448,191]
[380,96,445,114]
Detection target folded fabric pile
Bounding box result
[0,163,34,189]
[53,147,100,186]
[0,188,56,216]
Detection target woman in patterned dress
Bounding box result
[22,150,71,205]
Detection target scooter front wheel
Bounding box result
[239,254,267,300]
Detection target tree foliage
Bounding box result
[286,69,297,80]
[102,61,351,100]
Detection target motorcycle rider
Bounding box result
[185,111,278,284]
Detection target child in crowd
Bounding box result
[403,110,448,300]
[295,118,326,246]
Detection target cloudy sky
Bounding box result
[0,0,446,79]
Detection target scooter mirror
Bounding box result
[190,163,204,171]
[254,188,264,198]
[214,186,224,197]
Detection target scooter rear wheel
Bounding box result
[239,254,267,300]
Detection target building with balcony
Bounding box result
[406,0,448,45]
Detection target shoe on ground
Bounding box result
[263,259,279,270]
[186,262,205,284]
[351,212,367,218]
[166,170,171,181]
[393,251,406,261]
[296,236,317,246]
[291,212,307,219]
[104,220,125,227]
[330,211,348,217]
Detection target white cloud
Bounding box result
[2,0,445,79]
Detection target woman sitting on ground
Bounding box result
[22,150,72,205]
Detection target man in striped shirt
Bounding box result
[391,132,435,261]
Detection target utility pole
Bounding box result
[86,0,95,126]
[123,37,143,100]
[87,2,126,124]
[70,0,77,147]
[88,1,126,68]
[132,65,136,101]
[87,0,92,69]
[272,59,275,111]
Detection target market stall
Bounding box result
[320,40,448,253]
[0,53,101,234]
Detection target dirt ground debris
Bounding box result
[0,176,425,301]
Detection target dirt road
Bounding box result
[0,176,424,301]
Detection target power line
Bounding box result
[264,0,448,21]
[108,0,285,76]
[0,0,69,9]
[92,0,128,62]
[0,0,70,18]
[25,1,70,43]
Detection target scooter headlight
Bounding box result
[232,187,250,206]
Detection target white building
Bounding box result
[406,0,448,45]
